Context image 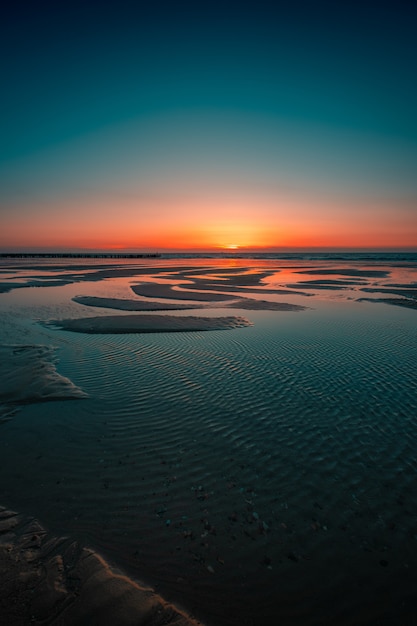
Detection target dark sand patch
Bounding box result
[182,271,274,287]
[73,295,202,311]
[0,282,28,293]
[182,282,312,296]
[0,279,83,292]
[285,283,349,291]
[0,345,86,419]
[0,266,204,293]
[357,297,417,310]
[360,287,417,298]
[27,279,74,288]
[179,267,252,275]
[288,279,366,285]
[46,314,253,333]
[131,283,234,301]
[0,507,202,626]
[132,282,311,301]
[77,266,198,283]
[74,295,307,313]
[295,269,390,277]
[226,298,307,311]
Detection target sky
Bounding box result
[1,0,416,252]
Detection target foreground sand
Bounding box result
[0,507,203,626]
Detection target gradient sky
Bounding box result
[1,0,416,251]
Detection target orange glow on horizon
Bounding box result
[0,189,416,252]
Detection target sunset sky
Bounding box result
[1,0,416,252]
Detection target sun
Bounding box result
[224,244,239,250]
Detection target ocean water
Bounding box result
[0,256,417,625]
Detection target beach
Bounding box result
[1,254,417,625]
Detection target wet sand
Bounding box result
[1,257,417,626]
[6,258,416,312]
[131,282,235,301]
[46,314,252,333]
[0,507,202,626]
[74,294,307,312]
[357,297,417,310]
[73,295,202,311]
[131,282,310,299]
[0,345,86,420]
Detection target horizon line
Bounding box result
[1,246,416,255]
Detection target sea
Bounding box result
[0,251,416,625]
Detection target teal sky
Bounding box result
[1,1,416,251]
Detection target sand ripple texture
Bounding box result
[1,304,416,626]
[46,314,252,333]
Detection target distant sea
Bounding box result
[1,251,416,262]
[161,251,417,262]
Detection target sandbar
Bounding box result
[226,298,307,311]
[285,283,348,291]
[75,294,307,313]
[179,271,275,287]
[73,295,202,311]
[357,297,417,310]
[360,287,417,298]
[182,282,309,295]
[131,283,234,301]
[0,345,86,419]
[288,279,365,285]
[0,266,201,293]
[0,282,28,293]
[295,268,390,277]
[46,314,253,333]
[131,282,310,300]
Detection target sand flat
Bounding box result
[131,283,234,301]
[0,265,203,293]
[46,314,253,333]
[357,297,417,310]
[75,294,307,312]
[360,286,417,298]
[73,295,202,311]
[295,268,390,277]
[131,281,310,300]
[226,298,307,311]
[0,282,29,293]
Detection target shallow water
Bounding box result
[1,258,417,625]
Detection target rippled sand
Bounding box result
[46,314,252,333]
[0,345,86,420]
[73,295,202,311]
